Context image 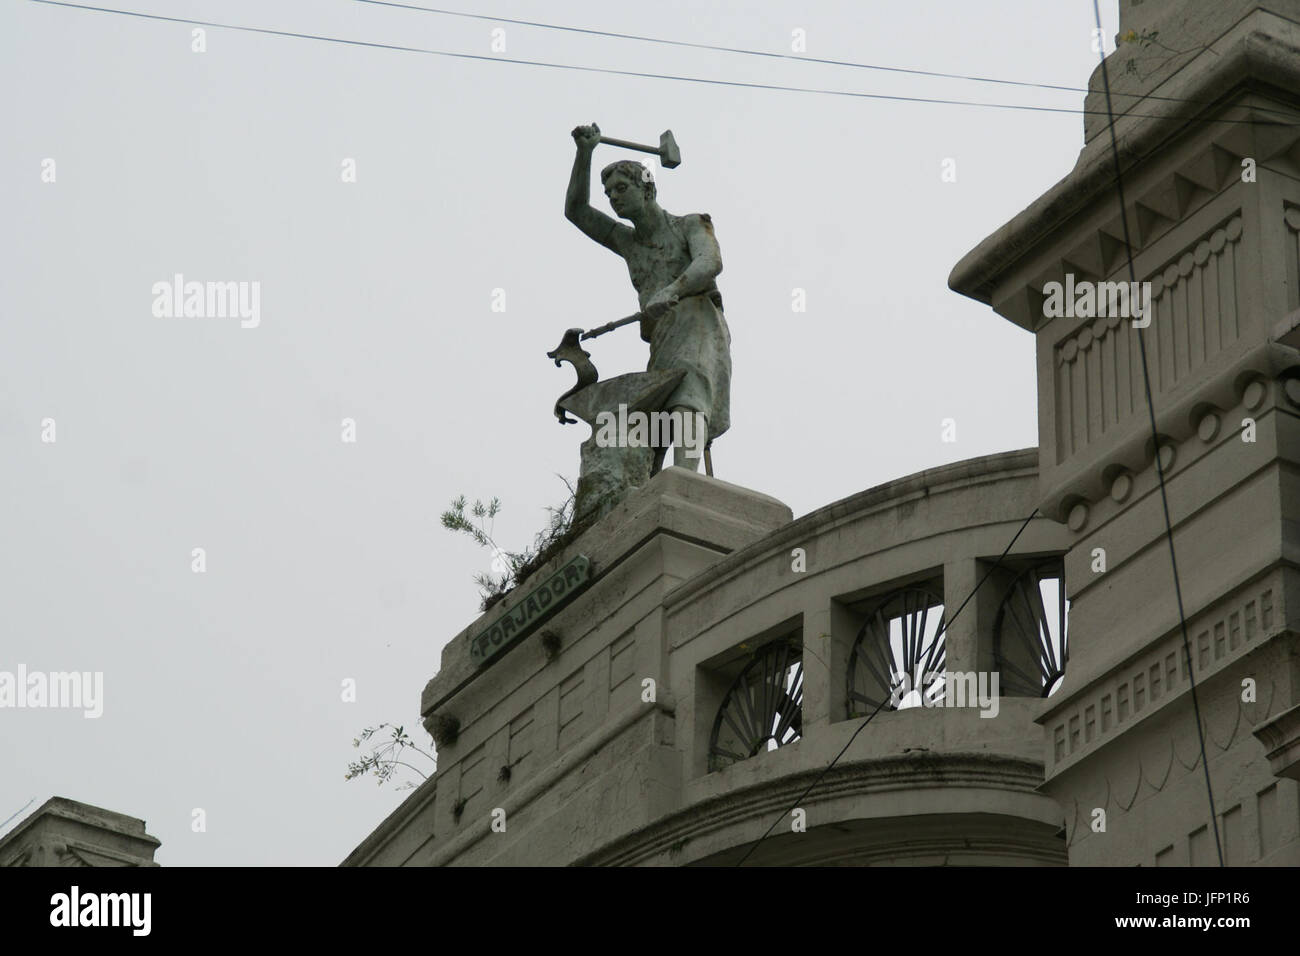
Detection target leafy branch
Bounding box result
[441,477,579,611]
[1118,28,1218,81]
[345,723,436,790]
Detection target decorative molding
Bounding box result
[578,753,1053,867]
[1038,339,1300,522]
[56,844,93,867]
[1047,578,1279,779]
[1059,665,1285,852]
[1253,702,1300,781]
[1053,215,1243,467]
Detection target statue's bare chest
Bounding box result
[621,227,690,295]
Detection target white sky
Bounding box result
[1,0,1119,865]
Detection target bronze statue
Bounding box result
[563,122,731,475]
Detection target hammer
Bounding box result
[599,129,681,169]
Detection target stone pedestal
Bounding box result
[344,468,791,866]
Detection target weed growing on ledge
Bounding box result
[441,476,581,611]
[428,713,460,749]
[345,723,435,790]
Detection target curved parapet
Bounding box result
[582,749,1063,867]
[345,449,1073,866]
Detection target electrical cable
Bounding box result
[734,506,1041,866]
[26,0,1300,127]
[1089,0,1223,867]
[354,0,1300,124]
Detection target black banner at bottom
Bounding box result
[0,863,1278,943]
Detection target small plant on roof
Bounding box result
[441,477,580,611]
[428,713,460,749]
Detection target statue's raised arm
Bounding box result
[564,123,626,253]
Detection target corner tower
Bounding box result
[950,0,1300,865]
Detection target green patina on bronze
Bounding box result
[469,554,592,666]
[554,122,733,523]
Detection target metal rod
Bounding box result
[598,135,656,156]
[580,311,643,340]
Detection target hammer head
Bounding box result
[659,130,681,169]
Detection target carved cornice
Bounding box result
[1039,337,1300,524]
[951,9,1300,320]
[1041,572,1287,779]
[1252,701,1300,780]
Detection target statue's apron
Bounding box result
[638,216,732,442]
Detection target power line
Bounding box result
[354,0,1300,124]
[1089,0,1223,867]
[734,507,1041,867]
[28,1,1299,127]
[0,798,36,835]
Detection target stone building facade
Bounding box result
[0,798,161,868]
[346,0,1300,866]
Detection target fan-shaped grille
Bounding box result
[708,639,803,772]
[846,587,946,717]
[993,563,1068,697]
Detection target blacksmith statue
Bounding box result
[551,122,732,522]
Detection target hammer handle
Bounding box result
[580,311,644,340]
[598,135,658,157]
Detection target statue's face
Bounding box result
[603,171,645,219]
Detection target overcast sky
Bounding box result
[2,0,1120,865]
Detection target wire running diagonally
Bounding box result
[734,508,1039,866]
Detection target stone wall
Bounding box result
[346,453,1073,866]
[0,798,161,867]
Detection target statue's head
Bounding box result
[600,160,656,218]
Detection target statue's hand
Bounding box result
[571,123,601,151]
[643,289,680,320]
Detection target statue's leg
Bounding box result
[668,405,708,471]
